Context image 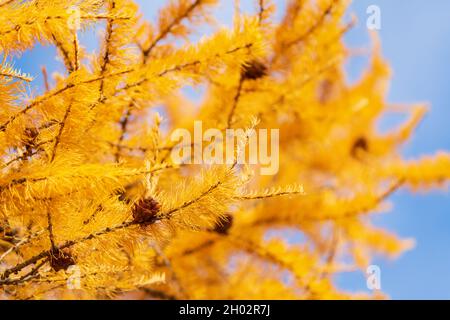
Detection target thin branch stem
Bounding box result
[0,0,15,8]
[143,0,203,61]
[0,230,44,263]
[114,102,133,162]
[227,76,245,128]
[50,102,73,162]
[46,211,56,250]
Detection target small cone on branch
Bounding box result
[213,214,234,235]
[241,60,268,80]
[132,198,161,226]
[23,127,38,153]
[24,127,38,141]
[351,137,369,159]
[50,249,76,272]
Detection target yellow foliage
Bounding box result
[0,0,448,300]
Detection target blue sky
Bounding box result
[340,0,450,299]
[12,0,450,299]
